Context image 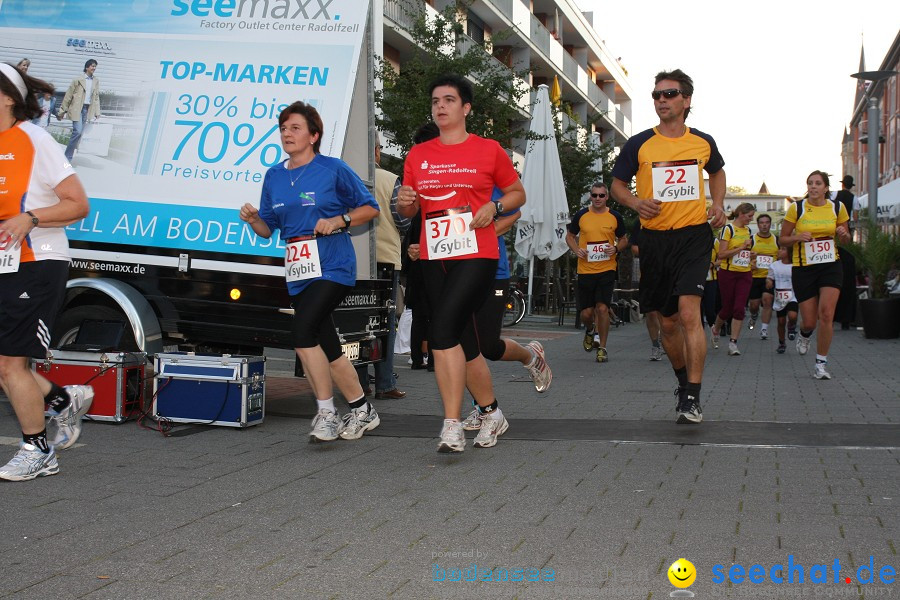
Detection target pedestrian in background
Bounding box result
[57,59,101,161]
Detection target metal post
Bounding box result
[526,257,534,315]
[867,97,879,224]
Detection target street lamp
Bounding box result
[851,70,899,224]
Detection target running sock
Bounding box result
[750,312,758,320]
[652,339,661,349]
[760,324,768,333]
[348,396,368,411]
[815,354,828,364]
[593,334,600,343]
[23,430,51,454]
[674,367,688,389]
[730,338,738,344]
[477,399,499,415]
[316,397,336,413]
[800,330,812,338]
[45,383,70,414]
[685,383,701,403]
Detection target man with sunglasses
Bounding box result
[566,183,627,363]
[611,69,726,424]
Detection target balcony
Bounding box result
[562,51,578,84]
[529,13,551,56]
[384,0,425,31]
[492,0,513,20]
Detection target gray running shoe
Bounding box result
[796,334,811,355]
[340,405,380,440]
[0,443,59,481]
[676,400,703,424]
[727,341,741,356]
[814,362,832,380]
[473,415,509,449]
[462,408,484,431]
[650,345,664,361]
[525,341,552,392]
[437,420,465,453]
[47,385,94,449]
[309,409,342,443]
[710,326,719,349]
[748,316,757,330]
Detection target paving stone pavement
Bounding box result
[1,319,898,599]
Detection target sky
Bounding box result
[577,0,898,197]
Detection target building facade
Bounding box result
[379,0,633,160]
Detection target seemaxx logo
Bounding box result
[171,0,340,20]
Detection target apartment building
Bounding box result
[379,0,633,159]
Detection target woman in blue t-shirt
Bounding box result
[240,101,379,444]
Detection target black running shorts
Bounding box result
[792,262,843,304]
[0,260,69,358]
[748,277,772,301]
[638,224,713,317]
[576,271,616,312]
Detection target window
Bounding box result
[466,11,486,44]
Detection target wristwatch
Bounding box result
[341,213,352,229]
[492,201,503,219]
[26,210,39,227]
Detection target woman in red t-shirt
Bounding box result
[398,74,525,454]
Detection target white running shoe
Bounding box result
[814,362,832,380]
[309,409,342,443]
[473,415,509,449]
[796,335,811,355]
[0,443,59,481]
[710,327,719,350]
[525,341,552,392]
[462,408,484,431]
[47,385,94,449]
[650,345,664,361]
[339,405,380,440]
[728,341,741,356]
[437,420,465,453]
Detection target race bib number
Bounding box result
[804,239,835,264]
[756,255,774,270]
[285,236,321,282]
[425,207,478,259]
[0,242,20,275]
[586,241,612,262]
[776,289,793,303]
[651,159,701,202]
[732,250,751,268]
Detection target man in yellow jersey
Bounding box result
[611,69,726,424]
[747,214,778,339]
[566,183,627,363]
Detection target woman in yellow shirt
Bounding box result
[779,170,850,380]
[712,202,755,356]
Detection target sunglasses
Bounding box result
[651,88,684,100]
[590,192,607,198]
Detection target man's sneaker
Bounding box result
[710,327,719,349]
[437,420,465,453]
[650,345,664,361]
[760,328,768,340]
[814,362,832,380]
[0,443,59,481]
[309,409,342,443]
[47,385,94,450]
[748,316,757,330]
[525,341,552,392]
[596,347,609,363]
[339,405,380,440]
[462,408,484,431]
[582,331,594,352]
[787,328,797,341]
[796,334,811,355]
[727,341,741,356]
[473,415,509,449]
[777,343,786,354]
[676,397,703,424]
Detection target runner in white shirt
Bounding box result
[766,246,798,354]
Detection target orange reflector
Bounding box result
[229,288,241,300]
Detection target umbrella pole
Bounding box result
[527,257,535,315]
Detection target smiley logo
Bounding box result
[668,558,696,588]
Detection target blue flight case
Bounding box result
[152,353,265,427]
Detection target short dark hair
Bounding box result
[278,101,324,153]
[413,121,440,145]
[83,59,98,72]
[428,73,473,107]
[756,214,772,224]
[655,69,694,119]
[0,62,54,121]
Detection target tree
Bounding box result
[375,0,531,165]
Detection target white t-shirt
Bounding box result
[767,260,796,310]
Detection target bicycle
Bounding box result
[503,286,527,327]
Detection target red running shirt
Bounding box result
[403,134,518,260]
